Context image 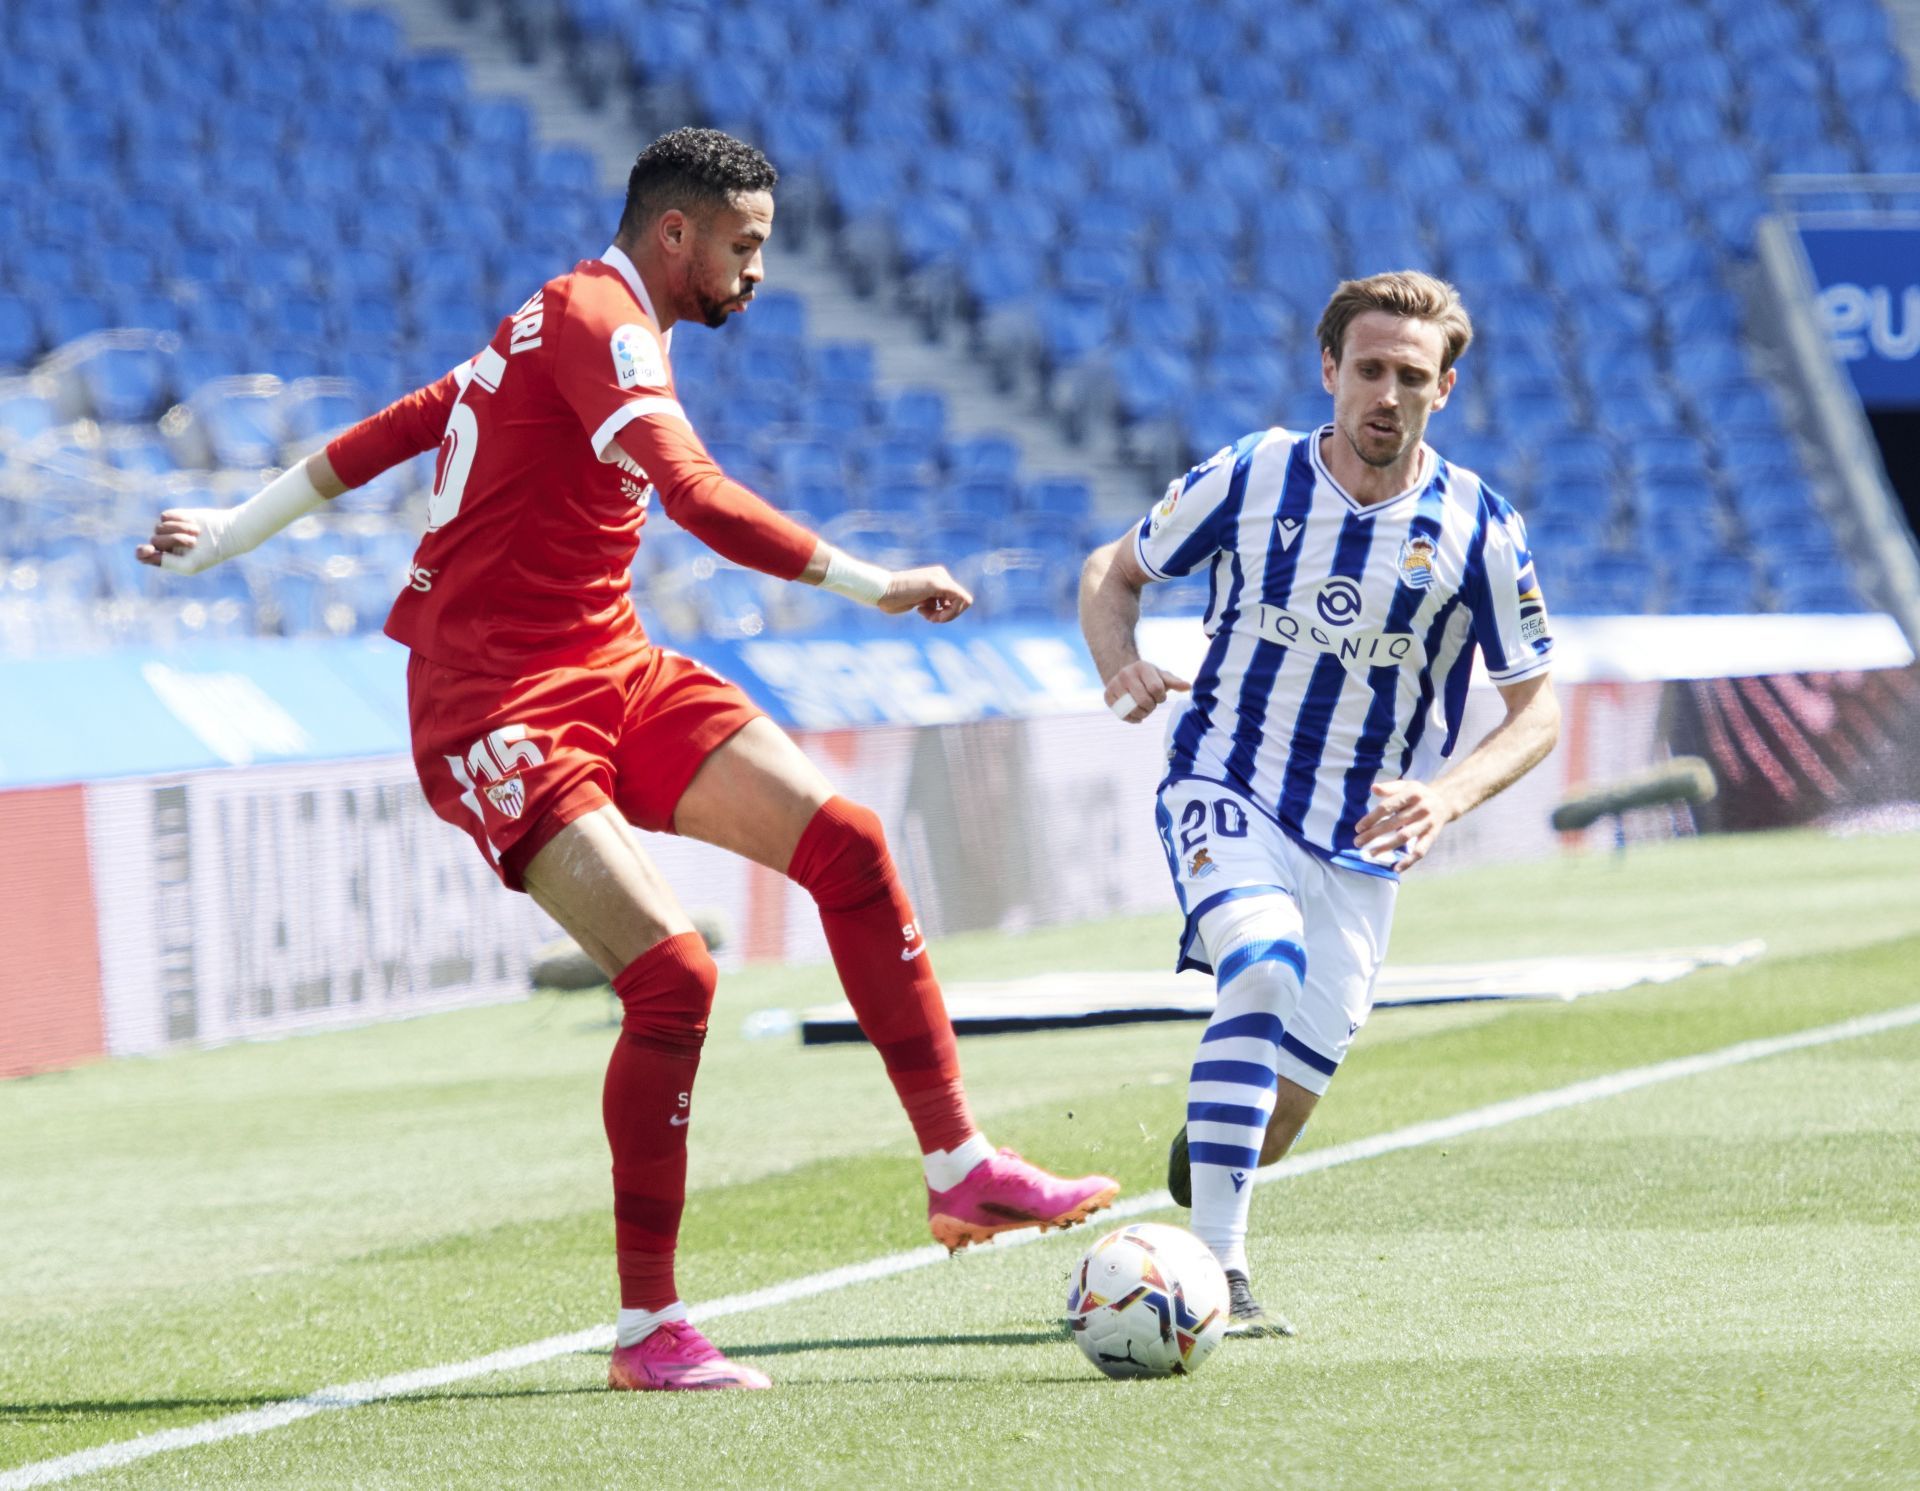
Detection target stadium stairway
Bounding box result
[378,0,1145,523]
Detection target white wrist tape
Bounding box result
[819,549,890,606]
[161,464,325,576]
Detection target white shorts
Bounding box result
[1155,776,1398,1093]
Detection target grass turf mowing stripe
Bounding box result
[8,998,1917,1491]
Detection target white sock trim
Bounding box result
[921,1132,994,1192]
[614,1300,688,1348]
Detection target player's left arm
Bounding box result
[558,286,966,622]
[611,415,972,622]
[1354,673,1560,868]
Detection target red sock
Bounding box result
[604,932,717,1311]
[787,796,977,1154]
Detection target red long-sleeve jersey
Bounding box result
[326,249,819,675]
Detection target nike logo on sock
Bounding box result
[669,1115,690,1127]
[901,944,927,961]
[1231,1171,1247,1192]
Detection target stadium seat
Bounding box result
[189,377,286,469]
[2,0,1904,645]
[75,340,175,423]
[0,296,37,369]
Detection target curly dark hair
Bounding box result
[620,127,778,235]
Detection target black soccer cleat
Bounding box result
[1167,1123,1191,1209]
[1224,1269,1296,1338]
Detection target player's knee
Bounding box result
[617,937,719,1055]
[1200,895,1307,998]
[786,795,893,912]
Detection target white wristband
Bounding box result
[160,464,326,575]
[819,549,891,607]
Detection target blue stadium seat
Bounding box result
[812,342,874,398]
[882,387,947,443]
[1118,294,1195,353]
[975,551,1069,621]
[856,435,936,488]
[40,295,111,349]
[1037,294,1114,368]
[78,342,175,422]
[280,379,369,445]
[1020,478,1092,523]
[1205,294,1295,360]
[770,439,845,496]
[1058,243,1138,298]
[948,435,1020,483]
[964,246,1042,311]
[191,379,284,468]
[1771,560,1866,613]
[1695,379,1775,429]
[0,295,37,368]
[1108,344,1193,423]
[5,0,1907,640]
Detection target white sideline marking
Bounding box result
[7,1000,1918,1489]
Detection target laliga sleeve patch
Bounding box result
[1148,479,1181,534]
[610,323,667,391]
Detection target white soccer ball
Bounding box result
[1067,1222,1229,1379]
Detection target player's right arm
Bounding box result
[1079,533,1191,722]
[136,451,346,572]
[136,369,462,574]
[1078,439,1250,721]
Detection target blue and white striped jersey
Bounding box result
[1136,425,1553,880]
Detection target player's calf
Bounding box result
[787,796,1122,1244]
[1186,910,1307,1277]
[605,934,718,1326]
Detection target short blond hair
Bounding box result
[1316,271,1473,372]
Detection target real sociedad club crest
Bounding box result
[1398,533,1438,590]
[484,776,527,819]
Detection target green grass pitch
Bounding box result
[3,827,1918,1489]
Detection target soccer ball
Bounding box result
[1067,1222,1229,1379]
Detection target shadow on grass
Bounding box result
[726,1327,1071,1359]
[0,1330,1082,1425]
[574,1326,1072,1361]
[2,1394,296,1422]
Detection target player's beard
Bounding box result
[697,285,749,329]
[1345,414,1414,469]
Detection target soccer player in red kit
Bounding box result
[138,128,1118,1392]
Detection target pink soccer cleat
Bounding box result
[927,1148,1121,1252]
[607,1321,772,1392]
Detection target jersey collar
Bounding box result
[1309,423,1433,516]
[598,243,673,351]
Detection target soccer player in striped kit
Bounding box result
[1078,272,1561,1333]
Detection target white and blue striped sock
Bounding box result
[1187,935,1306,1275]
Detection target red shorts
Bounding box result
[407,645,763,890]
